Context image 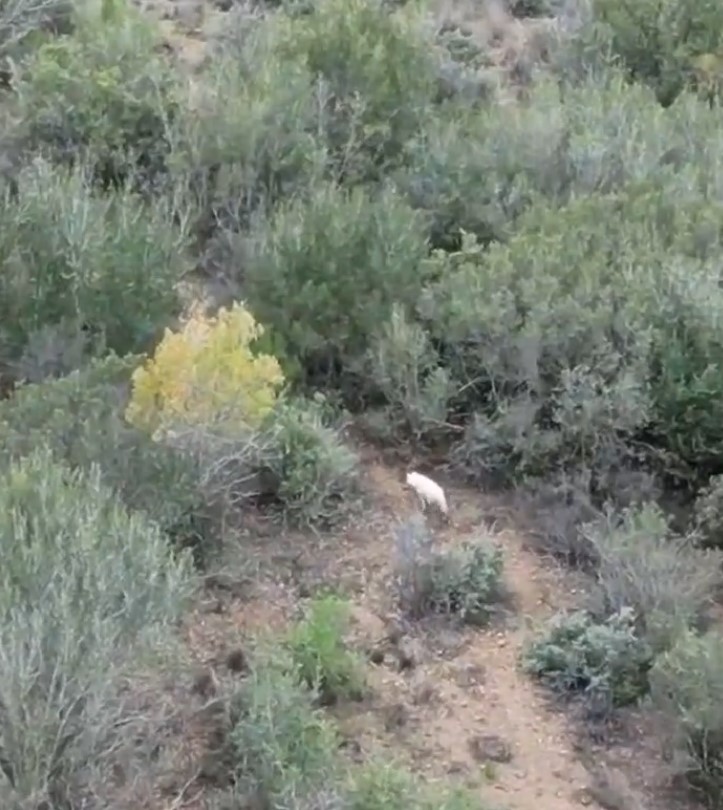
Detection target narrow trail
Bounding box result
[166,453,673,810]
[337,459,597,809]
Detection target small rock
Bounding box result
[413,681,438,705]
[369,647,385,665]
[397,640,417,671]
[191,668,217,699]
[469,734,513,764]
[384,703,408,731]
[225,647,248,674]
[385,622,404,645]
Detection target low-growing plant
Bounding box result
[345,760,484,809]
[0,158,188,368]
[0,448,193,806]
[260,395,361,527]
[288,594,366,704]
[13,0,182,189]
[394,517,505,624]
[229,646,341,803]
[523,608,653,712]
[580,503,722,653]
[649,629,723,805]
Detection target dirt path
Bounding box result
[146,453,683,810]
[331,459,597,809]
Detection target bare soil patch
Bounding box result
[135,448,701,810]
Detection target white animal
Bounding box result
[406,471,449,517]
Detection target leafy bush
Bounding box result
[580,504,722,653]
[396,87,564,249]
[649,629,723,805]
[0,159,188,369]
[125,301,284,436]
[227,643,481,809]
[589,0,723,104]
[523,608,653,712]
[260,395,361,527]
[0,354,206,559]
[13,0,182,189]
[0,448,193,806]
[245,182,429,383]
[418,179,723,480]
[693,474,723,548]
[229,647,341,804]
[421,200,654,482]
[364,303,453,443]
[272,0,440,182]
[394,517,505,624]
[288,594,365,704]
[175,12,325,241]
[346,761,483,810]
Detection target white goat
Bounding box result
[406,471,449,518]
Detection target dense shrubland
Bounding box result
[3,0,723,804]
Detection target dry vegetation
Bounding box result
[3,0,723,809]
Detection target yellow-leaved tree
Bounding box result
[125,301,285,436]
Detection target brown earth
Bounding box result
[122,446,699,810]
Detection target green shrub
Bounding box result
[0,355,206,558]
[421,197,654,481]
[13,0,182,189]
[397,84,565,249]
[419,181,723,480]
[398,71,686,249]
[245,183,429,382]
[364,303,454,443]
[176,17,325,239]
[0,0,72,58]
[229,648,341,803]
[580,504,722,653]
[523,608,653,712]
[0,159,188,368]
[0,448,193,806]
[693,474,723,548]
[272,0,440,181]
[260,396,361,527]
[649,629,723,805]
[589,0,723,104]
[288,594,366,704]
[345,761,483,810]
[394,517,505,625]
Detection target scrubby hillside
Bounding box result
[2,0,723,808]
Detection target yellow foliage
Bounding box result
[125,301,285,435]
